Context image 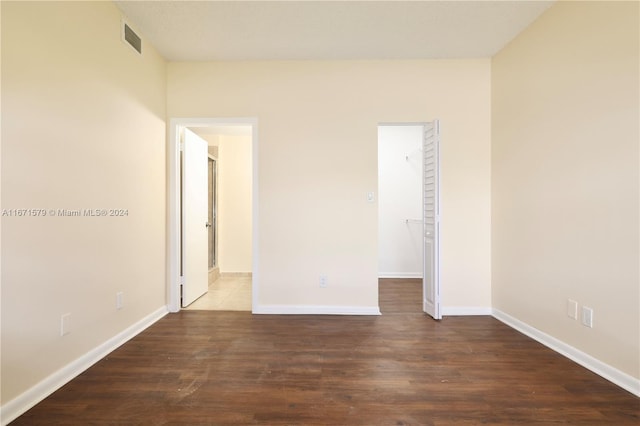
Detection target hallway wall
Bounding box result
[217,134,253,273]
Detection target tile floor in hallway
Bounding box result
[184,274,252,311]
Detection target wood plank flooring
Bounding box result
[11,279,639,425]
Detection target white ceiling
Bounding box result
[114,1,555,61]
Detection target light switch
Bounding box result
[367,192,375,203]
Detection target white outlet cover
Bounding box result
[60,313,71,336]
[567,299,578,320]
[319,275,328,288]
[582,306,594,328]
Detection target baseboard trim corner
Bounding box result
[492,308,640,397]
[253,304,381,316]
[0,306,169,426]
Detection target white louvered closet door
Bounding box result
[423,120,441,319]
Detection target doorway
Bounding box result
[208,156,217,269]
[168,118,259,313]
[186,126,252,311]
[377,122,441,319]
[207,155,219,285]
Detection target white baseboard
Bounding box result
[220,272,252,277]
[0,306,169,426]
[378,273,422,279]
[253,305,381,315]
[442,306,492,316]
[492,308,640,397]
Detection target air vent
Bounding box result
[122,21,142,54]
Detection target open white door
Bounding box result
[181,128,209,307]
[423,120,441,319]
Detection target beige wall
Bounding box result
[218,134,253,273]
[492,1,639,378]
[168,60,492,310]
[1,1,167,404]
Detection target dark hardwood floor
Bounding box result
[11,279,639,425]
[379,278,423,314]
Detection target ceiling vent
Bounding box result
[122,20,142,55]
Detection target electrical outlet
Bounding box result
[60,313,71,336]
[319,275,328,288]
[567,299,578,320]
[116,292,123,310]
[581,306,593,328]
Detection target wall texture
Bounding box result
[1,1,167,406]
[168,59,492,312]
[492,1,639,379]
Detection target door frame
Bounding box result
[168,117,259,313]
[377,121,441,317]
[207,154,218,271]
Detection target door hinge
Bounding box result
[180,275,185,285]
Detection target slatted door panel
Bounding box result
[423,120,441,319]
